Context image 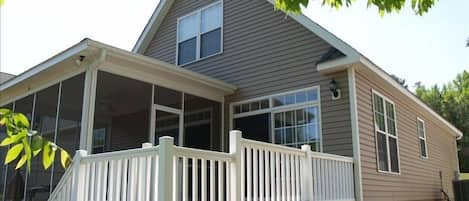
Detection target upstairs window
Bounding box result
[177,2,222,65]
[417,118,428,158]
[373,91,400,174]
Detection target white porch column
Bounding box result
[229,130,242,201]
[158,136,175,201]
[300,145,314,201]
[79,49,106,152]
[70,150,88,201]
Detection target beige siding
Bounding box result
[143,0,353,156]
[356,67,459,201]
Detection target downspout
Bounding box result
[348,66,363,201]
[79,48,107,153]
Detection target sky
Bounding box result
[0,0,468,91]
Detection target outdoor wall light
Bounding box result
[329,79,341,100]
[75,55,86,66]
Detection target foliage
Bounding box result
[0,108,72,172]
[274,0,436,16]
[391,74,408,88]
[415,70,469,171]
[460,173,469,180]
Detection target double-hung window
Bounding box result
[373,91,400,173]
[177,2,222,65]
[417,118,428,158]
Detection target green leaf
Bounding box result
[5,143,24,165]
[13,113,30,128]
[60,149,71,169]
[22,137,32,171]
[42,143,55,170]
[0,117,7,126]
[31,135,44,156]
[0,108,11,116]
[0,136,20,146]
[15,155,27,169]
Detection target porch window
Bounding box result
[417,118,428,158]
[373,91,400,173]
[177,2,222,65]
[232,87,321,151]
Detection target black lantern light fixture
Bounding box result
[329,79,341,99]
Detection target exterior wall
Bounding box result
[143,0,353,156]
[355,66,459,201]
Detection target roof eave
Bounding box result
[357,56,463,140]
[90,40,237,94]
[0,40,89,92]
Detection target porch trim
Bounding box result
[347,66,363,201]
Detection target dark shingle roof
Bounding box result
[316,48,345,64]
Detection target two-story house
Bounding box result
[0,0,462,200]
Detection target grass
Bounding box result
[460,173,469,180]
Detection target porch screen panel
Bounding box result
[0,103,13,201]
[5,95,34,201]
[183,93,221,151]
[26,84,60,201]
[52,74,85,187]
[93,71,152,153]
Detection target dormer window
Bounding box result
[177,2,222,65]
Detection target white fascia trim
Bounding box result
[132,0,361,59]
[359,56,463,139]
[265,0,360,59]
[89,40,236,95]
[317,56,359,73]
[132,0,175,54]
[0,40,88,91]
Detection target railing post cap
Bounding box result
[230,130,242,135]
[159,136,174,144]
[301,144,311,151]
[142,142,153,148]
[76,149,88,156]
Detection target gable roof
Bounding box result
[131,0,462,139]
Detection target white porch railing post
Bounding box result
[70,150,88,201]
[300,145,314,201]
[158,136,175,201]
[230,130,242,201]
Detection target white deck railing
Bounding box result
[48,131,355,201]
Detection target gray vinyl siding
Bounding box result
[143,0,353,157]
[355,67,459,201]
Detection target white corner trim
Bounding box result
[359,56,463,139]
[347,66,363,201]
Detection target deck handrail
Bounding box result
[48,130,356,201]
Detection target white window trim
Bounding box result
[229,86,323,152]
[176,1,224,66]
[417,117,428,159]
[372,89,401,175]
